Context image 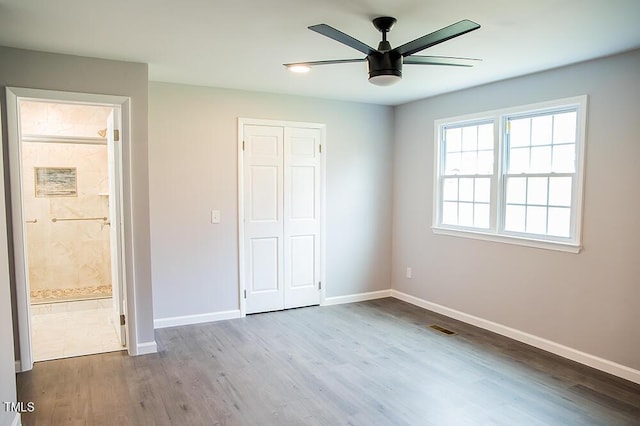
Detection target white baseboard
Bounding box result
[322,289,391,306]
[391,290,640,385]
[134,341,158,356]
[11,412,21,426]
[154,310,242,329]
[14,360,21,373]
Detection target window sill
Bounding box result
[431,226,582,253]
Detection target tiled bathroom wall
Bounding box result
[20,100,113,138]
[20,101,114,302]
[23,142,112,299]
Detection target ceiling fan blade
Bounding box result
[284,58,366,68]
[393,19,480,57]
[309,24,378,55]
[403,55,481,67]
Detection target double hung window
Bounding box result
[433,96,587,252]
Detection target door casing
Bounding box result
[6,87,131,371]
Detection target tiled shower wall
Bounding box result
[20,102,114,299]
[23,142,112,295]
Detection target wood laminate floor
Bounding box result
[17,298,640,425]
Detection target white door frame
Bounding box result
[237,118,327,316]
[6,87,131,371]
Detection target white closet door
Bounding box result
[242,122,322,314]
[283,127,321,309]
[244,125,285,314]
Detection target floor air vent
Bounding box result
[429,324,456,335]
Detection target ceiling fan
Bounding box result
[284,17,481,86]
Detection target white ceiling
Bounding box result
[1,0,639,106]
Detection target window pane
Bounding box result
[548,177,572,207]
[445,152,461,174]
[526,206,547,235]
[548,207,571,237]
[553,112,577,144]
[531,115,552,146]
[505,205,525,232]
[443,178,458,201]
[446,128,461,152]
[509,118,530,148]
[530,146,552,172]
[552,144,575,173]
[509,147,529,173]
[442,202,458,225]
[527,177,548,205]
[506,177,526,204]
[459,178,474,202]
[477,150,493,174]
[474,178,491,203]
[474,204,490,228]
[478,123,493,150]
[462,126,478,151]
[459,202,474,227]
[460,151,478,174]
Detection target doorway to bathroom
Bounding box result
[7,89,128,369]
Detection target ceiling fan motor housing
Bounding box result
[367,51,403,80]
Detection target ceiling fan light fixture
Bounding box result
[368,74,402,86]
[287,64,311,73]
[367,52,402,86]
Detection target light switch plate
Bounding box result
[211,210,221,224]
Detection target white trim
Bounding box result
[322,290,392,306]
[14,361,21,373]
[11,412,21,426]
[238,118,326,129]
[391,290,640,385]
[154,310,242,329]
[5,87,136,369]
[432,227,582,253]
[237,120,246,316]
[7,88,35,371]
[135,341,158,356]
[319,128,327,307]
[237,118,327,316]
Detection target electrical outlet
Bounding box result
[406,267,412,279]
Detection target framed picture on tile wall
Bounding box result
[34,167,77,197]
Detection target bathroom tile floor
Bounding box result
[31,299,124,362]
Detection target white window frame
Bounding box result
[433,96,588,253]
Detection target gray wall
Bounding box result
[0,46,155,356]
[149,82,394,321]
[392,49,640,370]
